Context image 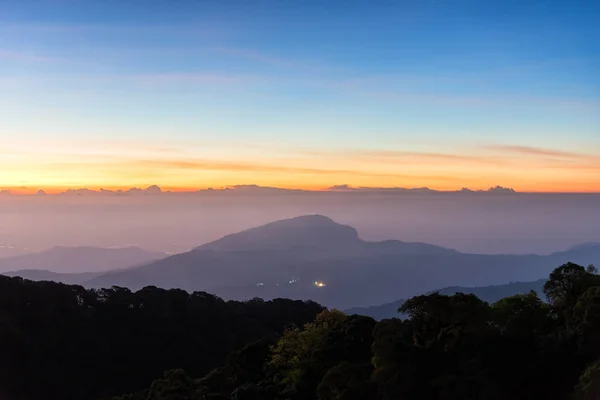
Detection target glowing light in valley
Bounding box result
[314,281,326,287]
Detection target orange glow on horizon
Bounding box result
[3,181,600,195]
[2,141,599,194]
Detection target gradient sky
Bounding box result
[1,0,599,192]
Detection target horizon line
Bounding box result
[2,183,599,196]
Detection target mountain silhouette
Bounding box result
[80,215,600,308]
[344,279,547,320]
[2,184,522,196]
[196,215,359,251]
[197,214,455,256]
[2,269,102,284]
[0,246,165,274]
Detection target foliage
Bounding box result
[3,262,600,400]
[0,276,324,400]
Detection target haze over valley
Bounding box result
[3,199,599,309]
[2,189,599,257]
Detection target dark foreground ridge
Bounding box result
[0,275,324,400]
[1,262,600,400]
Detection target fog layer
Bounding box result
[1,193,598,256]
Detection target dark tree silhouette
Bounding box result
[2,262,600,400]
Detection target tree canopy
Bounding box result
[1,262,599,400]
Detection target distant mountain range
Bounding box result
[0,246,165,274]
[0,245,31,259]
[3,215,598,309]
[0,184,518,196]
[2,269,102,285]
[81,215,600,308]
[344,279,548,320]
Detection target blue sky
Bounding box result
[1,0,599,191]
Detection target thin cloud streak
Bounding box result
[131,73,257,86]
[208,47,295,68]
[0,22,220,37]
[68,157,458,181]
[483,145,600,160]
[0,50,68,63]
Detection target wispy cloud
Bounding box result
[206,46,332,74]
[82,157,456,181]
[481,144,600,172]
[0,50,68,63]
[0,22,220,37]
[288,147,508,168]
[131,72,255,86]
[208,47,295,68]
[483,145,600,160]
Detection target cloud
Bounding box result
[342,149,507,165]
[483,145,600,160]
[284,147,507,167]
[481,145,600,172]
[0,50,67,63]
[21,153,455,183]
[208,47,295,68]
[124,158,455,181]
[206,46,332,74]
[0,22,219,37]
[131,72,256,86]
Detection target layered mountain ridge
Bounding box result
[4,215,599,309]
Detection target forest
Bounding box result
[1,262,599,400]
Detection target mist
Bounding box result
[1,192,598,257]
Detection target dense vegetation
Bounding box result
[344,279,548,320]
[2,262,600,399]
[0,276,324,400]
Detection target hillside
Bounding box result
[81,215,600,309]
[3,263,595,400]
[344,279,548,319]
[0,246,165,274]
[2,269,101,284]
[0,274,324,400]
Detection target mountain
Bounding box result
[326,184,516,194]
[3,184,522,196]
[81,215,600,309]
[195,215,360,251]
[84,215,457,294]
[0,245,30,259]
[567,242,600,252]
[0,246,166,274]
[196,215,456,257]
[2,269,102,284]
[343,279,548,320]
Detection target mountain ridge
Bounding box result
[343,279,548,320]
[1,184,520,196]
[81,215,600,308]
[0,246,166,274]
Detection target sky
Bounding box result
[1,0,599,193]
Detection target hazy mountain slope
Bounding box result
[85,215,457,291]
[82,215,600,309]
[195,215,455,257]
[2,269,102,285]
[195,215,360,251]
[0,246,166,273]
[344,279,548,320]
[0,246,31,259]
